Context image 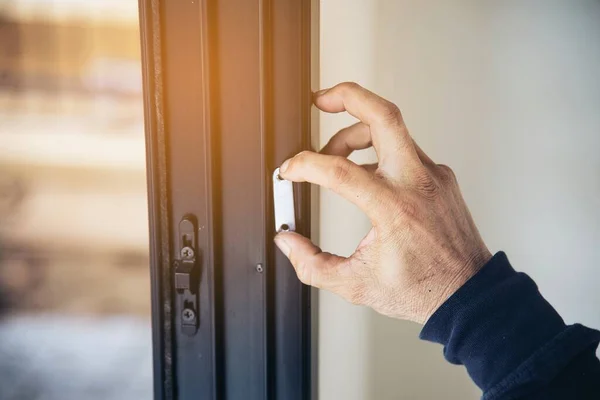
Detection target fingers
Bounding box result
[313,82,399,127]
[274,231,346,289]
[279,151,387,223]
[320,122,371,157]
[320,123,377,174]
[313,82,421,175]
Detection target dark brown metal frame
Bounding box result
[138,0,313,399]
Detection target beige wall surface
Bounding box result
[318,2,379,399]
[318,1,600,399]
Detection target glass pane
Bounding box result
[0,1,151,399]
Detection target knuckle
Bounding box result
[436,164,456,183]
[289,150,311,171]
[339,81,360,91]
[294,150,311,163]
[329,157,353,187]
[413,167,439,197]
[379,101,402,125]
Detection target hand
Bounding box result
[274,82,492,324]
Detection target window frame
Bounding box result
[138,0,314,398]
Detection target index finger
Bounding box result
[314,82,421,176]
[279,151,389,224]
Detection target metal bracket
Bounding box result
[174,215,199,336]
[273,168,296,233]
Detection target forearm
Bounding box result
[420,252,600,399]
[527,347,600,400]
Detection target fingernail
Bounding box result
[274,236,291,257]
[313,88,330,97]
[280,158,291,174]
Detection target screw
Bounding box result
[256,264,264,273]
[182,308,195,322]
[180,246,195,260]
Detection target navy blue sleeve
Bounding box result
[420,252,600,399]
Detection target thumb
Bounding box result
[274,231,346,289]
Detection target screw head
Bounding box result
[180,246,195,260]
[256,264,264,273]
[182,308,195,322]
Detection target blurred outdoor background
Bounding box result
[0,0,152,398]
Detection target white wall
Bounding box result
[319,1,600,399]
[318,3,378,399]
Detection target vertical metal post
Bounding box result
[139,0,313,398]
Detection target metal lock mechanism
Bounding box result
[174,215,200,336]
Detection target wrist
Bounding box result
[423,247,492,324]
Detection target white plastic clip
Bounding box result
[273,168,296,233]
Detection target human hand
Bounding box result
[274,82,492,324]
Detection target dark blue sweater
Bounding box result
[420,252,600,399]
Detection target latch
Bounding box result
[173,215,199,336]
